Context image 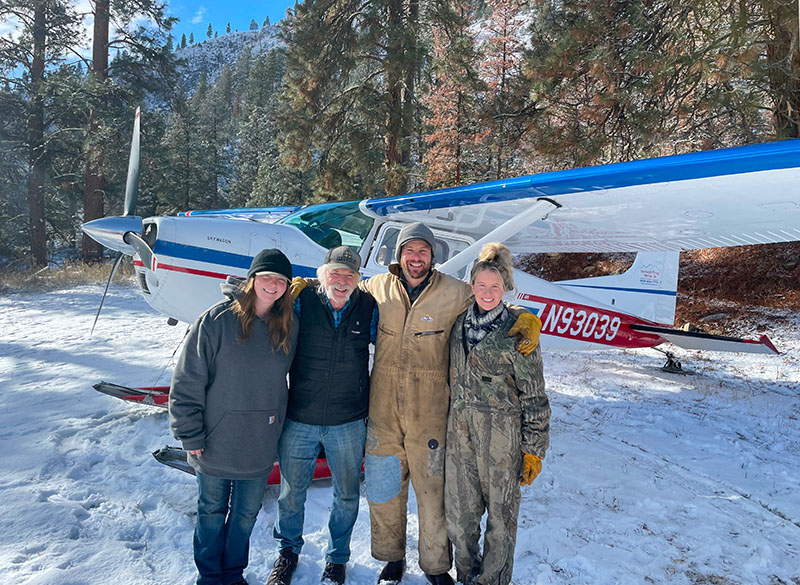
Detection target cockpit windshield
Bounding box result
[277,200,375,250]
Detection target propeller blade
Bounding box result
[123,107,141,217]
[91,252,124,335]
[123,230,155,271]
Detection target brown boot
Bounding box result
[268,549,299,585]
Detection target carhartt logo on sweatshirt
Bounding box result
[269,416,276,424]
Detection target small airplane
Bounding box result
[83,109,800,477]
[84,109,800,362]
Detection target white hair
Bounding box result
[316,264,358,301]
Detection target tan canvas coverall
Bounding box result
[362,265,471,574]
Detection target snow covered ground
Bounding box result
[1,283,798,585]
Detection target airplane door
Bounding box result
[249,232,281,257]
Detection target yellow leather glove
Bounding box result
[289,276,307,301]
[520,453,542,486]
[508,312,542,356]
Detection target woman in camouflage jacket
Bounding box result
[445,242,550,585]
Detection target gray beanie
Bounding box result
[395,222,436,263]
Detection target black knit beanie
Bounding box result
[247,248,293,280]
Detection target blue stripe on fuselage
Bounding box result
[152,240,317,277]
[560,283,677,296]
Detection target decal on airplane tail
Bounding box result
[553,251,679,325]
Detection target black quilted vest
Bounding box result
[287,286,375,426]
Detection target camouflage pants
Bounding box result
[444,405,522,585]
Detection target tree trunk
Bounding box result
[765,2,800,139]
[384,0,407,196]
[402,0,418,181]
[82,0,110,262]
[27,0,47,266]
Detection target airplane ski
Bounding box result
[93,381,169,408]
[629,324,779,354]
[152,446,334,485]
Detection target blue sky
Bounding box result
[166,0,297,42]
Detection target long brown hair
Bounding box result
[231,278,294,354]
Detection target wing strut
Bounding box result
[437,198,561,277]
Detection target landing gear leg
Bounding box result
[656,350,692,375]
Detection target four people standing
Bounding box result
[169,232,547,585]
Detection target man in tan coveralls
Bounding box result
[360,223,540,585]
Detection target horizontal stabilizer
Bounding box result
[629,324,779,354]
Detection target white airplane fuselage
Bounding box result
[102,212,678,353]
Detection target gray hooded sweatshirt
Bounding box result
[169,289,299,480]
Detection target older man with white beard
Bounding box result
[268,246,378,585]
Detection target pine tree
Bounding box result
[480,0,531,180]
[249,18,258,31]
[232,51,309,207]
[523,0,771,167]
[0,88,30,260]
[752,1,800,138]
[278,0,440,198]
[81,0,175,260]
[232,46,254,119]
[189,32,194,44]
[226,22,231,34]
[160,80,208,211]
[421,3,486,189]
[263,16,270,28]
[0,0,83,265]
[180,32,186,48]
[207,23,212,39]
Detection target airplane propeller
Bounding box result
[90,107,142,334]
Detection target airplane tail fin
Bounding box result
[554,252,679,325]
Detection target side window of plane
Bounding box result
[376,228,399,266]
[434,239,450,263]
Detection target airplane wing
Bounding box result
[177,205,302,222]
[360,140,800,253]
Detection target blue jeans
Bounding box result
[194,472,269,585]
[273,418,366,564]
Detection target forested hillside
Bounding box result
[2,0,800,269]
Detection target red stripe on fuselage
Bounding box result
[517,292,665,349]
[133,259,232,280]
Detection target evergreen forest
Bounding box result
[2,0,799,267]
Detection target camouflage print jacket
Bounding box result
[448,305,550,458]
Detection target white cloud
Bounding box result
[191,7,206,25]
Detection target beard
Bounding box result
[401,259,431,281]
[324,282,355,303]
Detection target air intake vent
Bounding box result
[139,271,150,294]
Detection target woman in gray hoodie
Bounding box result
[169,249,299,585]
